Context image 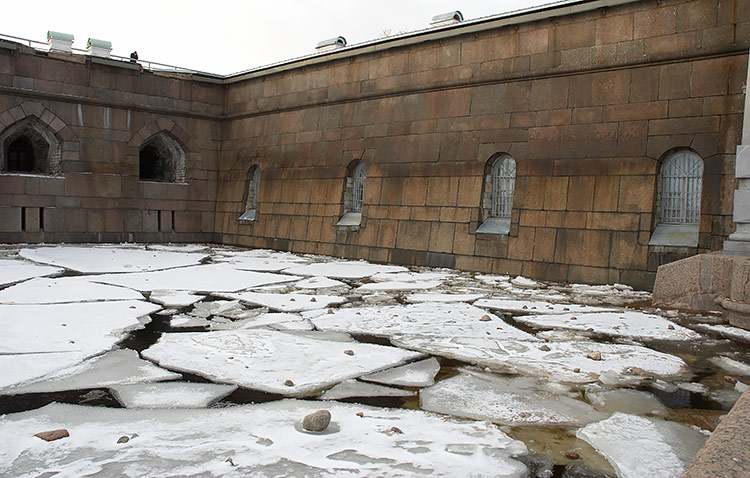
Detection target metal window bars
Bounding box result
[660,151,703,225]
[245,166,260,211]
[491,156,516,218]
[352,163,367,213]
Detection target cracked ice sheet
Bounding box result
[576,413,706,478]
[391,336,689,384]
[283,260,408,279]
[474,298,616,315]
[0,401,529,478]
[111,382,238,408]
[421,372,606,427]
[311,302,537,341]
[357,280,443,291]
[293,276,349,289]
[141,329,424,397]
[1,349,181,395]
[406,292,485,303]
[209,312,313,331]
[693,323,750,343]
[0,301,160,389]
[213,249,310,271]
[0,276,143,304]
[217,291,347,312]
[89,263,301,293]
[319,379,415,400]
[513,310,702,341]
[362,357,441,387]
[19,244,208,273]
[0,258,63,287]
[149,290,205,307]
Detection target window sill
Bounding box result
[476,217,510,235]
[648,223,699,248]
[238,209,256,222]
[336,212,361,230]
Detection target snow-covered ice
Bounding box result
[1,349,181,395]
[311,302,537,341]
[577,413,707,478]
[283,260,408,279]
[693,323,750,343]
[391,336,690,384]
[218,291,347,312]
[90,263,300,293]
[356,280,443,291]
[0,258,63,287]
[0,401,529,477]
[585,388,668,416]
[20,244,208,273]
[208,312,313,331]
[293,276,349,289]
[362,357,441,387]
[406,292,484,303]
[709,355,750,376]
[474,298,615,315]
[213,249,309,271]
[149,290,205,307]
[319,379,415,400]
[421,372,606,427]
[111,382,238,408]
[0,276,143,304]
[514,310,702,341]
[142,329,424,396]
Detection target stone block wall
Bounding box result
[215,0,750,289]
[0,42,223,243]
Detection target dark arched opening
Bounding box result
[139,145,163,181]
[7,136,35,172]
[138,133,185,182]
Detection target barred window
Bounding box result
[246,166,261,211]
[491,156,516,218]
[352,162,366,213]
[660,151,703,225]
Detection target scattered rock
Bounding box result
[289,298,296,302]
[117,435,130,444]
[564,451,581,460]
[480,315,491,322]
[539,344,551,352]
[586,352,602,361]
[356,412,364,417]
[382,426,404,436]
[573,368,581,373]
[35,429,69,441]
[586,328,594,332]
[344,350,355,356]
[327,309,334,314]
[723,375,737,385]
[302,410,332,432]
[310,297,317,302]
[226,457,237,467]
[668,324,675,330]
[284,379,294,387]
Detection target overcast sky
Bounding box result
[3,1,557,75]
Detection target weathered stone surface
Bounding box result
[35,429,69,441]
[302,410,332,432]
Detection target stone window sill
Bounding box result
[238,209,256,222]
[476,217,510,235]
[648,223,699,248]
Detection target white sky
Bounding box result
[3,1,556,76]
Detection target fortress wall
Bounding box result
[0,43,224,243]
[215,0,750,289]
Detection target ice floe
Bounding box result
[584,388,668,416]
[709,355,750,376]
[0,276,143,304]
[362,357,441,387]
[90,263,300,293]
[406,292,484,303]
[111,382,237,408]
[207,312,312,331]
[474,298,615,315]
[510,276,540,288]
[311,302,537,341]
[0,400,529,477]
[149,290,206,307]
[20,244,208,273]
[1,349,180,395]
[693,323,750,343]
[213,249,309,271]
[577,413,707,478]
[142,329,424,396]
[391,336,690,384]
[513,310,702,341]
[218,291,347,312]
[0,258,63,287]
[293,276,349,289]
[421,372,606,427]
[0,352,86,390]
[283,260,408,279]
[567,283,651,306]
[356,280,443,291]
[319,379,415,400]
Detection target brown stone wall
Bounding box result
[0,42,223,243]
[216,0,750,289]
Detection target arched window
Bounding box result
[659,150,703,225]
[1,118,60,174]
[477,154,515,235]
[352,162,366,213]
[649,150,703,248]
[7,136,35,172]
[139,132,186,182]
[337,160,366,227]
[239,165,260,222]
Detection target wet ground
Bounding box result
[1,243,749,477]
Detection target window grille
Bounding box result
[660,151,703,225]
[352,162,366,213]
[246,167,260,211]
[491,156,516,218]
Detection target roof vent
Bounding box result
[87,38,112,58]
[316,36,347,52]
[47,31,74,53]
[430,11,463,27]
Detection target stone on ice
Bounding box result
[110,382,237,408]
[20,244,208,273]
[362,357,441,387]
[90,264,300,293]
[0,258,63,287]
[0,401,529,477]
[576,413,706,478]
[218,291,347,312]
[0,276,143,304]
[283,261,408,279]
[421,372,606,427]
[391,336,689,384]
[1,349,181,395]
[513,311,702,341]
[406,292,485,303]
[311,302,536,341]
[319,380,415,400]
[141,329,424,396]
